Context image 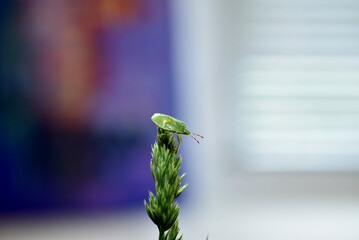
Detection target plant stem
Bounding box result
[159,231,166,240]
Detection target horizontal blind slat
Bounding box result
[235,0,359,171]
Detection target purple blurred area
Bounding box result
[0,0,173,215]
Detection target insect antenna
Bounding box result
[189,134,200,144]
[192,132,204,138]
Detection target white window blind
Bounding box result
[234,0,359,171]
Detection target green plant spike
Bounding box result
[145,113,203,240]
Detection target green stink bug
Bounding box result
[151,113,203,143]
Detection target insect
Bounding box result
[151,113,204,143]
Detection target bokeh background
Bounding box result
[1,0,359,239]
[0,0,173,215]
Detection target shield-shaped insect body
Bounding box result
[151,113,203,143]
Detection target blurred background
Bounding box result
[1,0,359,239]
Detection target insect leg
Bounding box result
[156,133,166,140]
[174,134,182,152]
[176,134,183,145]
